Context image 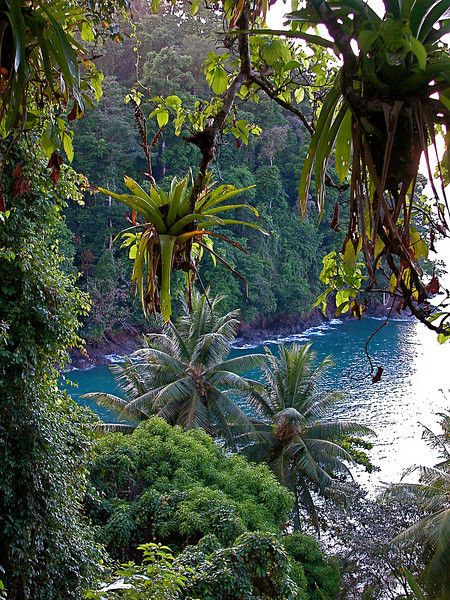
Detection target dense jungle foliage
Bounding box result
[1,0,449,599]
[65,12,343,340]
[0,141,99,599]
[86,417,341,599]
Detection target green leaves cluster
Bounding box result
[87,416,340,599]
[87,416,293,559]
[86,543,192,600]
[88,533,309,600]
[100,173,264,321]
[204,52,230,95]
[149,95,182,129]
[314,247,365,317]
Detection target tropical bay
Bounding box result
[66,317,450,489]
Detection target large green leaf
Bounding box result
[169,213,217,236]
[250,28,335,49]
[123,176,156,206]
[98,188,167,233]
[5,0,26,73]
[167,176,189,225]
[335,107,352,183]
[197,184,255,210]
[159,235,177,322]
[211,66,228,94]
[419,0,450,42]
[410,0,441,38]
[298,84,341,217]
[314,102,347,216]
[41,5,80,84]
[402,568,427,600]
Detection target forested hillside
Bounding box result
[65,11,343,342]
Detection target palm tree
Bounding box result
[390,414,450,598]
[83,293,265,447]
[243,343,373,529]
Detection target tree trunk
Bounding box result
[293,487,302,531]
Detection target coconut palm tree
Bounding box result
[243,343,374,529]
[390,414,450,598]
[83,293,265,447]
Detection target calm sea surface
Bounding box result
[63,317,450,491]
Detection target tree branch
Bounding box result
[249,72,314,135]
[185,11,251,210]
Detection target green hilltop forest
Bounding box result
[65,11,343,341]
[0,1,449,600]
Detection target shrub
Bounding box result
[283,533,341,600]
[87,417,294,560]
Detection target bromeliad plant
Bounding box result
[285,0,450,336]
[99,173,265,321]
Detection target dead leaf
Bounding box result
[426,275,439,295]
[372,366,383,384]
[12,164,31,196]
[48,153,64,186]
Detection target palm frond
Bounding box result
[209,353,266,375]
[305,438,354,463]
[81,392,133,415]
[192,332,230,368]
[306,421,375,440]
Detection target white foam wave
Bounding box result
[368,316,412,323]
[65,363,96,373]
[301,321,338,337]
[230,342,259,350]
[105,353,125,364]
[329,318,343,325]
[282,335,309,343]
[232,320,343,348]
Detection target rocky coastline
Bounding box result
[69,301,396,370]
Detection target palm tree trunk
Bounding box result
[293,487,302,531]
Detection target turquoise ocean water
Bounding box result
[63,317,450,490]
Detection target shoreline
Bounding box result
[69,303,395,370]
